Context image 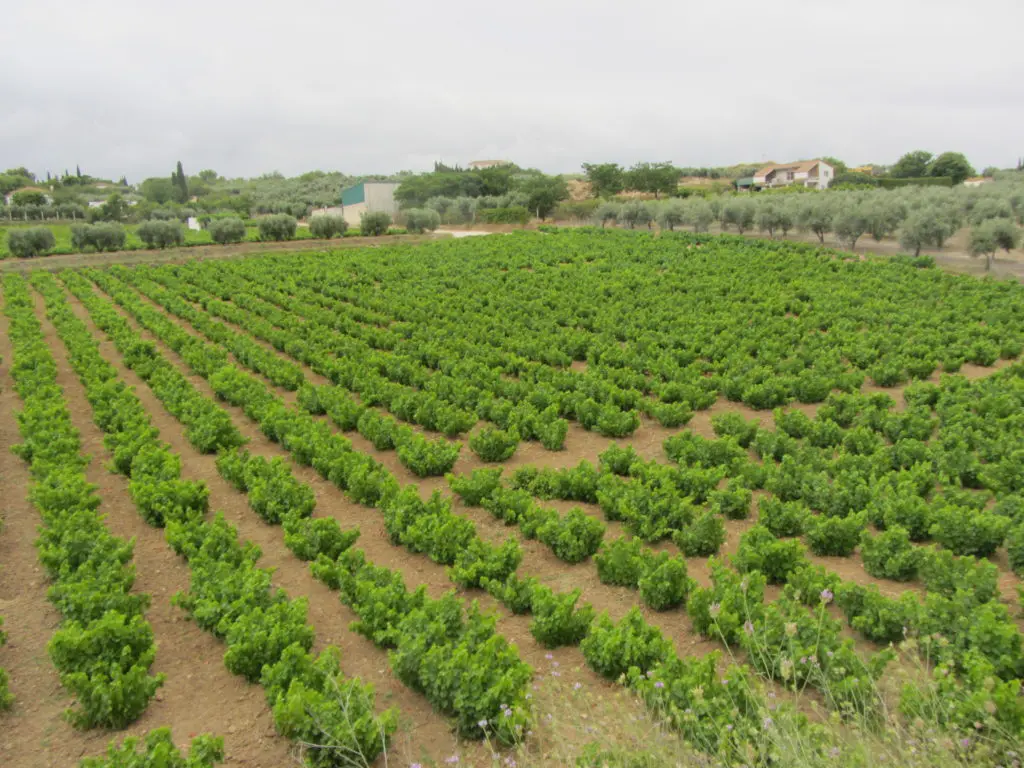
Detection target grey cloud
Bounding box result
[1,0,1023,181]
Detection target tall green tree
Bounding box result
[899,207,953,256]
[4,166,34,181]
[0,174,25,196]
[140,177,176,204]
[11,190,46,206]
[929,152,976,184]
[582,163,625,198]
[821,156,848,175]
[95,192,128,222]
[477,165,515,196]
[890,151,933,178]
[625,162,679,199]
[172,161,189,203]
[521,175,569,220]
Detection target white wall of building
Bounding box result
[342,201,367,227]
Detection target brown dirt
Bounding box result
[0,234,448,275]
[102,275,910,657]
[19,291,296,767]
[0,297,83,768]
[84,272,668,675]
[6,249,1021,764]
[59,285,483,766]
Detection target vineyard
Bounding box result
[1,228,1024,767]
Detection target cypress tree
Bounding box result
[173,160,189,203]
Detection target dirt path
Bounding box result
[118,277,727,657]
[28,289,296,767]
[122,273,1004,638]
[0,292,79,768]
[61,281,496,765]
[77,272,673,751]
[0,233,449,274]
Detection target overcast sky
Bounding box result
[2,0,1022,182]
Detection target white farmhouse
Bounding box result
[753,160,834,190]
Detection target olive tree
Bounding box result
[656,199,686,230]
[360,211,392,236]
[404,208,441,233]
[618,200,652,229]
[137,219,185,249]
[70,222,127,252]
[309,214,348,239]
[208,217,247,244]
[863,198,905,242]
[686,198,715,232]
[754,199,790,239]
[453,196,478,224]
[969,224,999,271]
[833,204,870,251]
[899,207,953,256]
[983,218,1021,255]
[425,196,455,222]
[795,196,834,244]
[257,214,298,241]
[6,227,56,257]
[722,197,755,234]
[594,202,620,228]
[968,196,1014,226]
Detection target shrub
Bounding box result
[480,206,531,225]
[638,553,692,610]
[594,536,651,587]
[580,608,672,680]
[598,443,640,476]
[208,217,247,244]
[860,527,922,581]
[710,412,760,447]
[447,468,503,506]
[732,525,806,584]
[283,515,360,562]
[449,537,522,589]
[672,510,725,557]
[529,586,594,647]
[71,222,127,252]
[482,573,537,614]
[919,548,999,603]
[787,564,842,607]
[258,214,298,241]
[468,426,519,462]
[308,214,348,239]
[396,435,461,478]
[804,513,866,557]
[79,729,225,768]
[537,508,605,563]
[1009,523,1024,576]
[757,497,809,537]
[136,219,185,249]
[708,484,752,519]
[7,226,56,257]
[359,211,392,236]
[47,612,165,728]
[688,559,767,644]
[929,505,1009,557]
[403,208,441,234]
